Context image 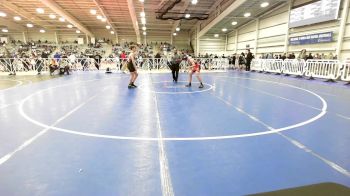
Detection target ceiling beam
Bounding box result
[39,0,94,37]
[2,1,52,29]
[126,0,141,43]
[92,0,118,37]
[171,0,191,33]
[198,0,246,37]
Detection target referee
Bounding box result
[170,49,182,82]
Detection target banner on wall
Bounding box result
[289,32,333,45]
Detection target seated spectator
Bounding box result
[49,59,59,75]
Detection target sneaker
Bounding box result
[185,84,191,87]
[128,84,133,89]
[199,84,204,88]
[131,84,137,88]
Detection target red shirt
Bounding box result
[120,53,127,60]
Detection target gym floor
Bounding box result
[0,71,349,195]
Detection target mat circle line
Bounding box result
[138,81,214,94]
[18,76,327,141]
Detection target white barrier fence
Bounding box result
[251,59,350,82]
[341,60,350,82]
[0,58,230,74]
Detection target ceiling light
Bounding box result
[67,24,73,28]
[40,29,45,33]
[59,17,65,22]
[101,18,107,22]
[2,29,8,33]
[49,14,56,19]
[141,18,146,24]
[90,9,97,15]
[191,0,198,5]
[231,21,237,25]
[176,27,180,31]
[26,23,34,28]
[97,15,102,20]
[244,12,251,17]
[36,8,45,14]
[185,14,190,18]
[222,28,227,32]
[173,32,177,36]
[214,34,219,37]
[143,31,147,35]
[139,0,144,2]
[140,11,145,17]
[76,30,81,33]
[106,25,111,29]
[0,12,6,17]
[261,2,269,7]
[111,31,115,34]
[14,16,21,21]
[142,26,146,31]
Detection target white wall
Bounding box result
[216,0,350,60]
[198,34,226,55]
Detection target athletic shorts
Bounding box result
[127,61,136,72]
[192,67,200,73]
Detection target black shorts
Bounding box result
[127,62,136,72]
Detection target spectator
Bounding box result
[245,49,253,71]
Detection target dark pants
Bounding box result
[171,63,180,82]
[245,62,251,71]
[95,62,100,70]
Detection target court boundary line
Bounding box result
[215,77,322,111]
[216,76,350,120]
[19,76,327,141]
[212,93,350,177]
[150,77,175,196]
[0,75,128,166]
[0,90,107,166]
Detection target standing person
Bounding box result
[170,49,182,82]
[120,51,127,73]
[94,52,102,70]
[238,52,246,70]
[127,46,138,88]
[185,56,204,88]
[245,49,253,71]
[298,49,307,60]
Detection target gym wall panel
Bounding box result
[8,33,23,42]
[258,24,287,38]
[344,24,350,38]
[237,31,255,42]
[341,40,350,51]
[237,40,255,50]
[238,21,256,34]
[58,34,81,43]
[226,31,236,51]
[27,33,56,42]
[256,46,285,54]
[190,30,197,53]
[259,12,288,29]
[199,36,225,55]
[226,43,236,51]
